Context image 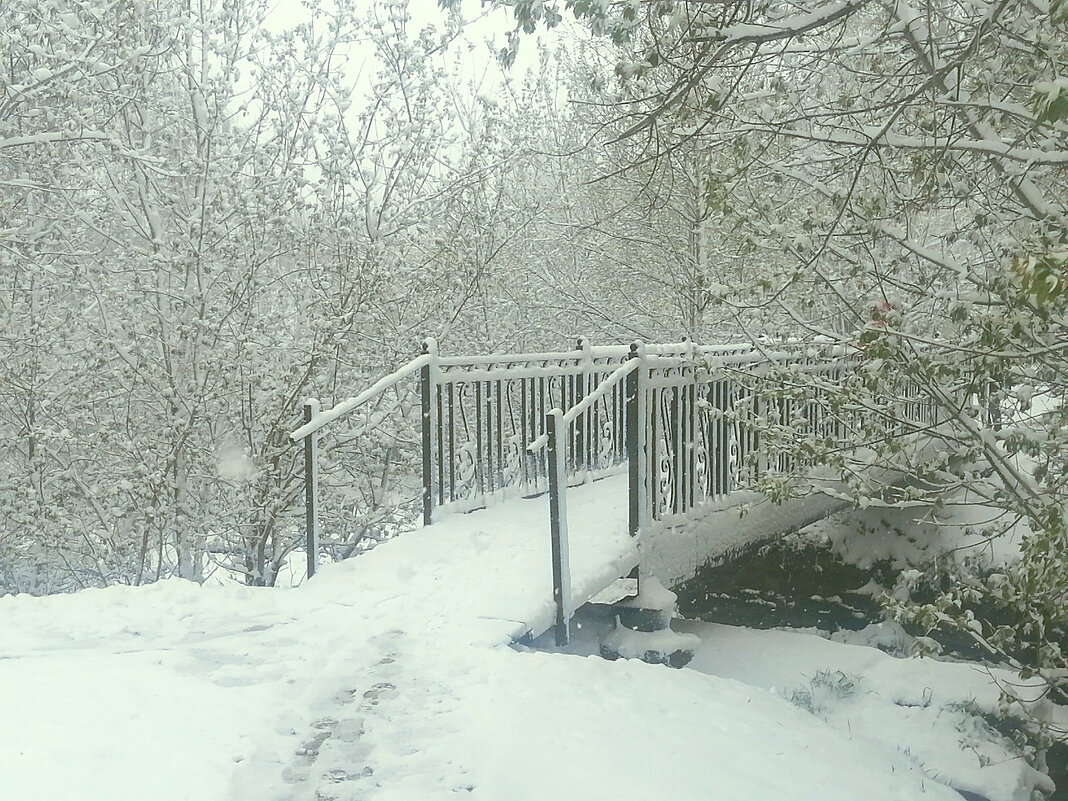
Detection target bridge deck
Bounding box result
[398,467,870,638]
[415,472,637,640]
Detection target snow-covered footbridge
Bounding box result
[290,340,935,646]
[7,342,1053,801]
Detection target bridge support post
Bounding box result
[626,343,641,539]
[420,338,437,526]
[303,399,321,581]
[625,342,645,592]
[546,409,572,647]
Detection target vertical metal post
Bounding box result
[475,380,485,497]
[420,338,436,526]
[546,409,571,647]
[303,399,320,581]
[448,382,456,502]
[576,337,591,473]
[755,392,767,479]
[625,342,641,539]
[436,382,445,505]
[495,382,503,488]
[625,342,646,593]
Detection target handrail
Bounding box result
[431,341,756,367]
[289,352,432,441]
[291,341,851,443]
[527,358,640,453]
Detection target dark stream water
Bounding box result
[673,538,1067,801]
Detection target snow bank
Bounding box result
[0,473,1059,801]
[682,621,1060,801]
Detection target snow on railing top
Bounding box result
[289,338,857,442]
[527,358,641,453]
[289,352,432,441]
[432,341,758,367]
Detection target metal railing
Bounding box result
[417,338,635,520]
[290,338,641,577]
[290,339,937,621]
[528,340,938,645]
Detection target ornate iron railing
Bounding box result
[290,339,937,602]
[532,340,938,644]
[418,338,635,519]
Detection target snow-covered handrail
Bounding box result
[431,341,758,369]
[289,353,432,441]
[527,359,641,453]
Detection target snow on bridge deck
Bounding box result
[368,466,872,640]
[394,472,639,640]
[404,467,863,639]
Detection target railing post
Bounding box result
[625,343,641,539]
[577,337,592,473]
[755,391,769,478]
[421,338,437,526]
[546,409,572,646]
[685,337,697,510]
[303,398,321,580]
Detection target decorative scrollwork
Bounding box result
[453,442,478,501]
[657,450,673,516]
[598,418,614,470]
[694,415,709,498]
[502,434,523,488]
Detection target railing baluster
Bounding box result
[520,377,530,489]
[437,382,445,506]
[567,369,575,475]
[712,381,720,498]
[486,385,495,496]
[671,383,680,515]
[687,375,696,510]
[448,382,456,503]
[475,380,484,499]
[495,381,503,489]
[626,343,641,538]
[538,375,546,488]
[648,383,656,519]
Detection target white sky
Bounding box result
[260,0,540,81]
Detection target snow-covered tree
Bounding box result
[495,0,1067,699]
[0,0,548,590]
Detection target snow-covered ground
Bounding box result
[1,479,1063,801]
[686,621,1059,801]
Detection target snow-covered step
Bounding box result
[599,623,700,669]
[596,576,697,667]
[609,575,678,631]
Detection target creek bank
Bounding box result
[672,532,1066,800]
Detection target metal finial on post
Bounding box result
[302,398,321,581]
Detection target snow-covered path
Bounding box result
[0,475,1054,801]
